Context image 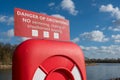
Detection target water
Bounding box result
[0,69,12,80]
[0,63,120,80]
[87,63,120,80]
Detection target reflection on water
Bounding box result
[0,69,12,80]
[0,63,120,80]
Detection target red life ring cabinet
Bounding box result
[12,39,86,80]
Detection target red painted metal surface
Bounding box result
[12,39,86,80]
[14,8,70,41]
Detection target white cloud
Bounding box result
[80,30,109,42]
[114,40,120,43]
[81,45,120,58]
[100,4,120,19]
[71,37,80,43]
[0,29,14,43]
[108,26,120,31]
[0,29,30,44]
[112,34,120,39]
[0,16,7,22]
[81,45,98,51]
[0,15,14,25]
[7,16,14,25]
[101,27,106,31]
[48,2,55,7]
[111,20,120,31]
[95,25,100,28]
[112,34,120,43]
[61,0,78,15]
[51,14,65,19]
[100,4,114,12]
[20,37,31,41]
[6,29,14,37]
[100,4,120,32]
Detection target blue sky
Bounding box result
[0,0,120,59]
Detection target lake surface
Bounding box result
[87,63,120,80]
[0,63,120,80]
[0,69,12,80]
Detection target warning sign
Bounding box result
[14,8,70,41]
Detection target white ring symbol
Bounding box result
[33,65,82,80]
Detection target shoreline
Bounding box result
[110,78,120,80]
[0,65,12,70]
[86,63,97,66]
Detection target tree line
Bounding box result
[0,42,16,65]
[0,42,120,65]
[85,57,120,63]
